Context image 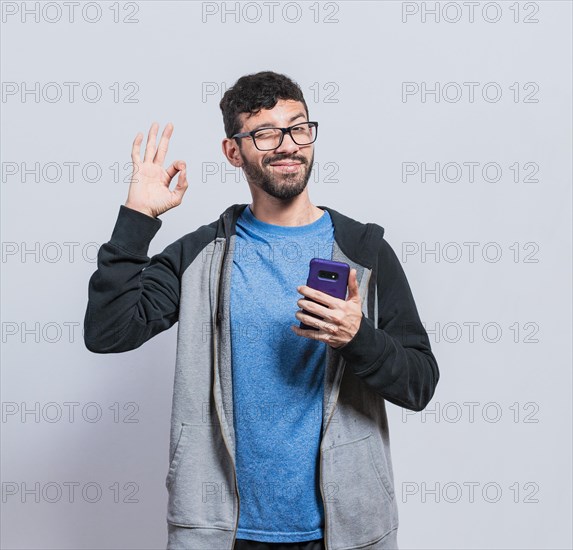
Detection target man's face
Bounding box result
[235,99,315,200]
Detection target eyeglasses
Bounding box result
[232,121,318,151]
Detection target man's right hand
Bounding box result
[124,122,189,219]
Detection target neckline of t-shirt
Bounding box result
[239,204,332,237]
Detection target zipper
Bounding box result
[319,355,346,550]
[319,451,328,550]
[216,211,231,327]
[223,426,240,550]
[211,236,241,549]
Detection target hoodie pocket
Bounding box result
[322,432,398,549]
[366,434,395,501]
[165,423,236,529]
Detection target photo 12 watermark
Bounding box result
[200,2,340,24]
[401,2,540,24]
[1,1,141,24]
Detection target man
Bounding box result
[84,71,439,550]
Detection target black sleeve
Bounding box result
[83,205,182,354]
[337,235,440,411]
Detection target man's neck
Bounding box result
[248,196,324,227]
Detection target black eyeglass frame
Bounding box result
[231,121,319,151]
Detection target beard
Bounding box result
[240,149,314,200]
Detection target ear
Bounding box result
[221,138,243,167]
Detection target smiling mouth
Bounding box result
[270,163,302,172]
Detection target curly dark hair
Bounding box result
[219,71,309,141]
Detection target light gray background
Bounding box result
[1,1,571,549]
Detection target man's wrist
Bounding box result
[124,203,155,219]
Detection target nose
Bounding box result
[274,132,300,155]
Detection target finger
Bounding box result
[291,325,309,338]
[172,168,188,201]
[297,285,336,308]
[298,299,332,321]
[297,308,335,332]
[315,315,338,333]
[154,122,174,165]
[143,122,159,163]
[165,159,186,182]
[131,131,143,165]
[291,324,323,341]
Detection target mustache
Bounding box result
[264,155,307,165]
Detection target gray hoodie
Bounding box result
[84,203,440,550]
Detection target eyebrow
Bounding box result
[248,112,307,132]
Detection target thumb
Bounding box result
[346,268,360,300]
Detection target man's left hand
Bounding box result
[291,268,363,348]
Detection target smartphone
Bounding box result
[299,258,350,330]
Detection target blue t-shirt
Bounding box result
[230,204,334,542]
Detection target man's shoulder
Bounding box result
[319,205,384,236]
[317,205,387,267]
[169,203,250,251]
[171,218,219,247]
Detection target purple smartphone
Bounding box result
[299,258,350,330]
